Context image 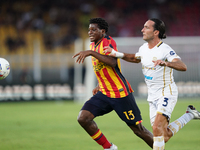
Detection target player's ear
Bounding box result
[154,30,159,36]
[101,29,106,34]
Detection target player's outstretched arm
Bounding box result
[72,50,117,67]
[103,46,141,63]
[153,58,187,71]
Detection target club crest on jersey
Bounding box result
[153,57,157,61]
[170,51,175,55]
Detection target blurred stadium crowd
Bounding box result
[0,0,200,53]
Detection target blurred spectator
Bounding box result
[5,36,26,52]
[0,0,200,53]
[5,37,16,52]
[31,15,45,30]
[20,67,32,84]
[148,7,160,19]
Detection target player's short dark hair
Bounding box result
[89,18,109,33]
[149,18,166,39]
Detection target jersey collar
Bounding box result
[95,36,105,48]
[157,41,163,47]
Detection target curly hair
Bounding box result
[150,18,166,39]
[89,18,109,33]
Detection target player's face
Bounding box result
[141,20,157,42]
[88,24,105,43]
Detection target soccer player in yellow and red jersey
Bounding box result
[73,18,153,150]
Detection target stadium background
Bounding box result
[1,1,200,150]
[0,0,200,101]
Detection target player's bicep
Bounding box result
[171,58,181,62]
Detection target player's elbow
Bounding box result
[125,58,141,63]
[131,58,141,63]
[183,67,187,71]
[182,65,187,71]
[108,58,117,67]
[110,62,117,68]
[135,59,141,63]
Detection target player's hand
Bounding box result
[92,86,100,95]
[72,50,92,64]
[153,60,167,67]
[103,46,116,57]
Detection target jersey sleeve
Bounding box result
[103,36,118,56]
[135,52,141,59]
[135,45,143,59]
[165,45,181,62]
[110,38,117,51]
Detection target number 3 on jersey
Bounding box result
[163,97,169,107]
[123,110,135,120]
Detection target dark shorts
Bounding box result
[81,91,142,126]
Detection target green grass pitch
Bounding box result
[0,98,199,150]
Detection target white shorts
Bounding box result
[149,95,177,126]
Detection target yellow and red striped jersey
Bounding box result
[90,35,133,98]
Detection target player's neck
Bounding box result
[94,35,105,45]
[148,39,161,49]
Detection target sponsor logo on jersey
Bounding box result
[144,75,153,80]
[119,88,124,92]
[93,62,107,72]
[142,65,156,70]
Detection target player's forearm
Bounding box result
[110,49,141,63]
[122,53,141,63]
[90,51,117,67]
[166,59,187,71]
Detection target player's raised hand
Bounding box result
[103,46,112,53]
[103,46,116,57]
[72,50,92,64]
[152,60,167,67]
